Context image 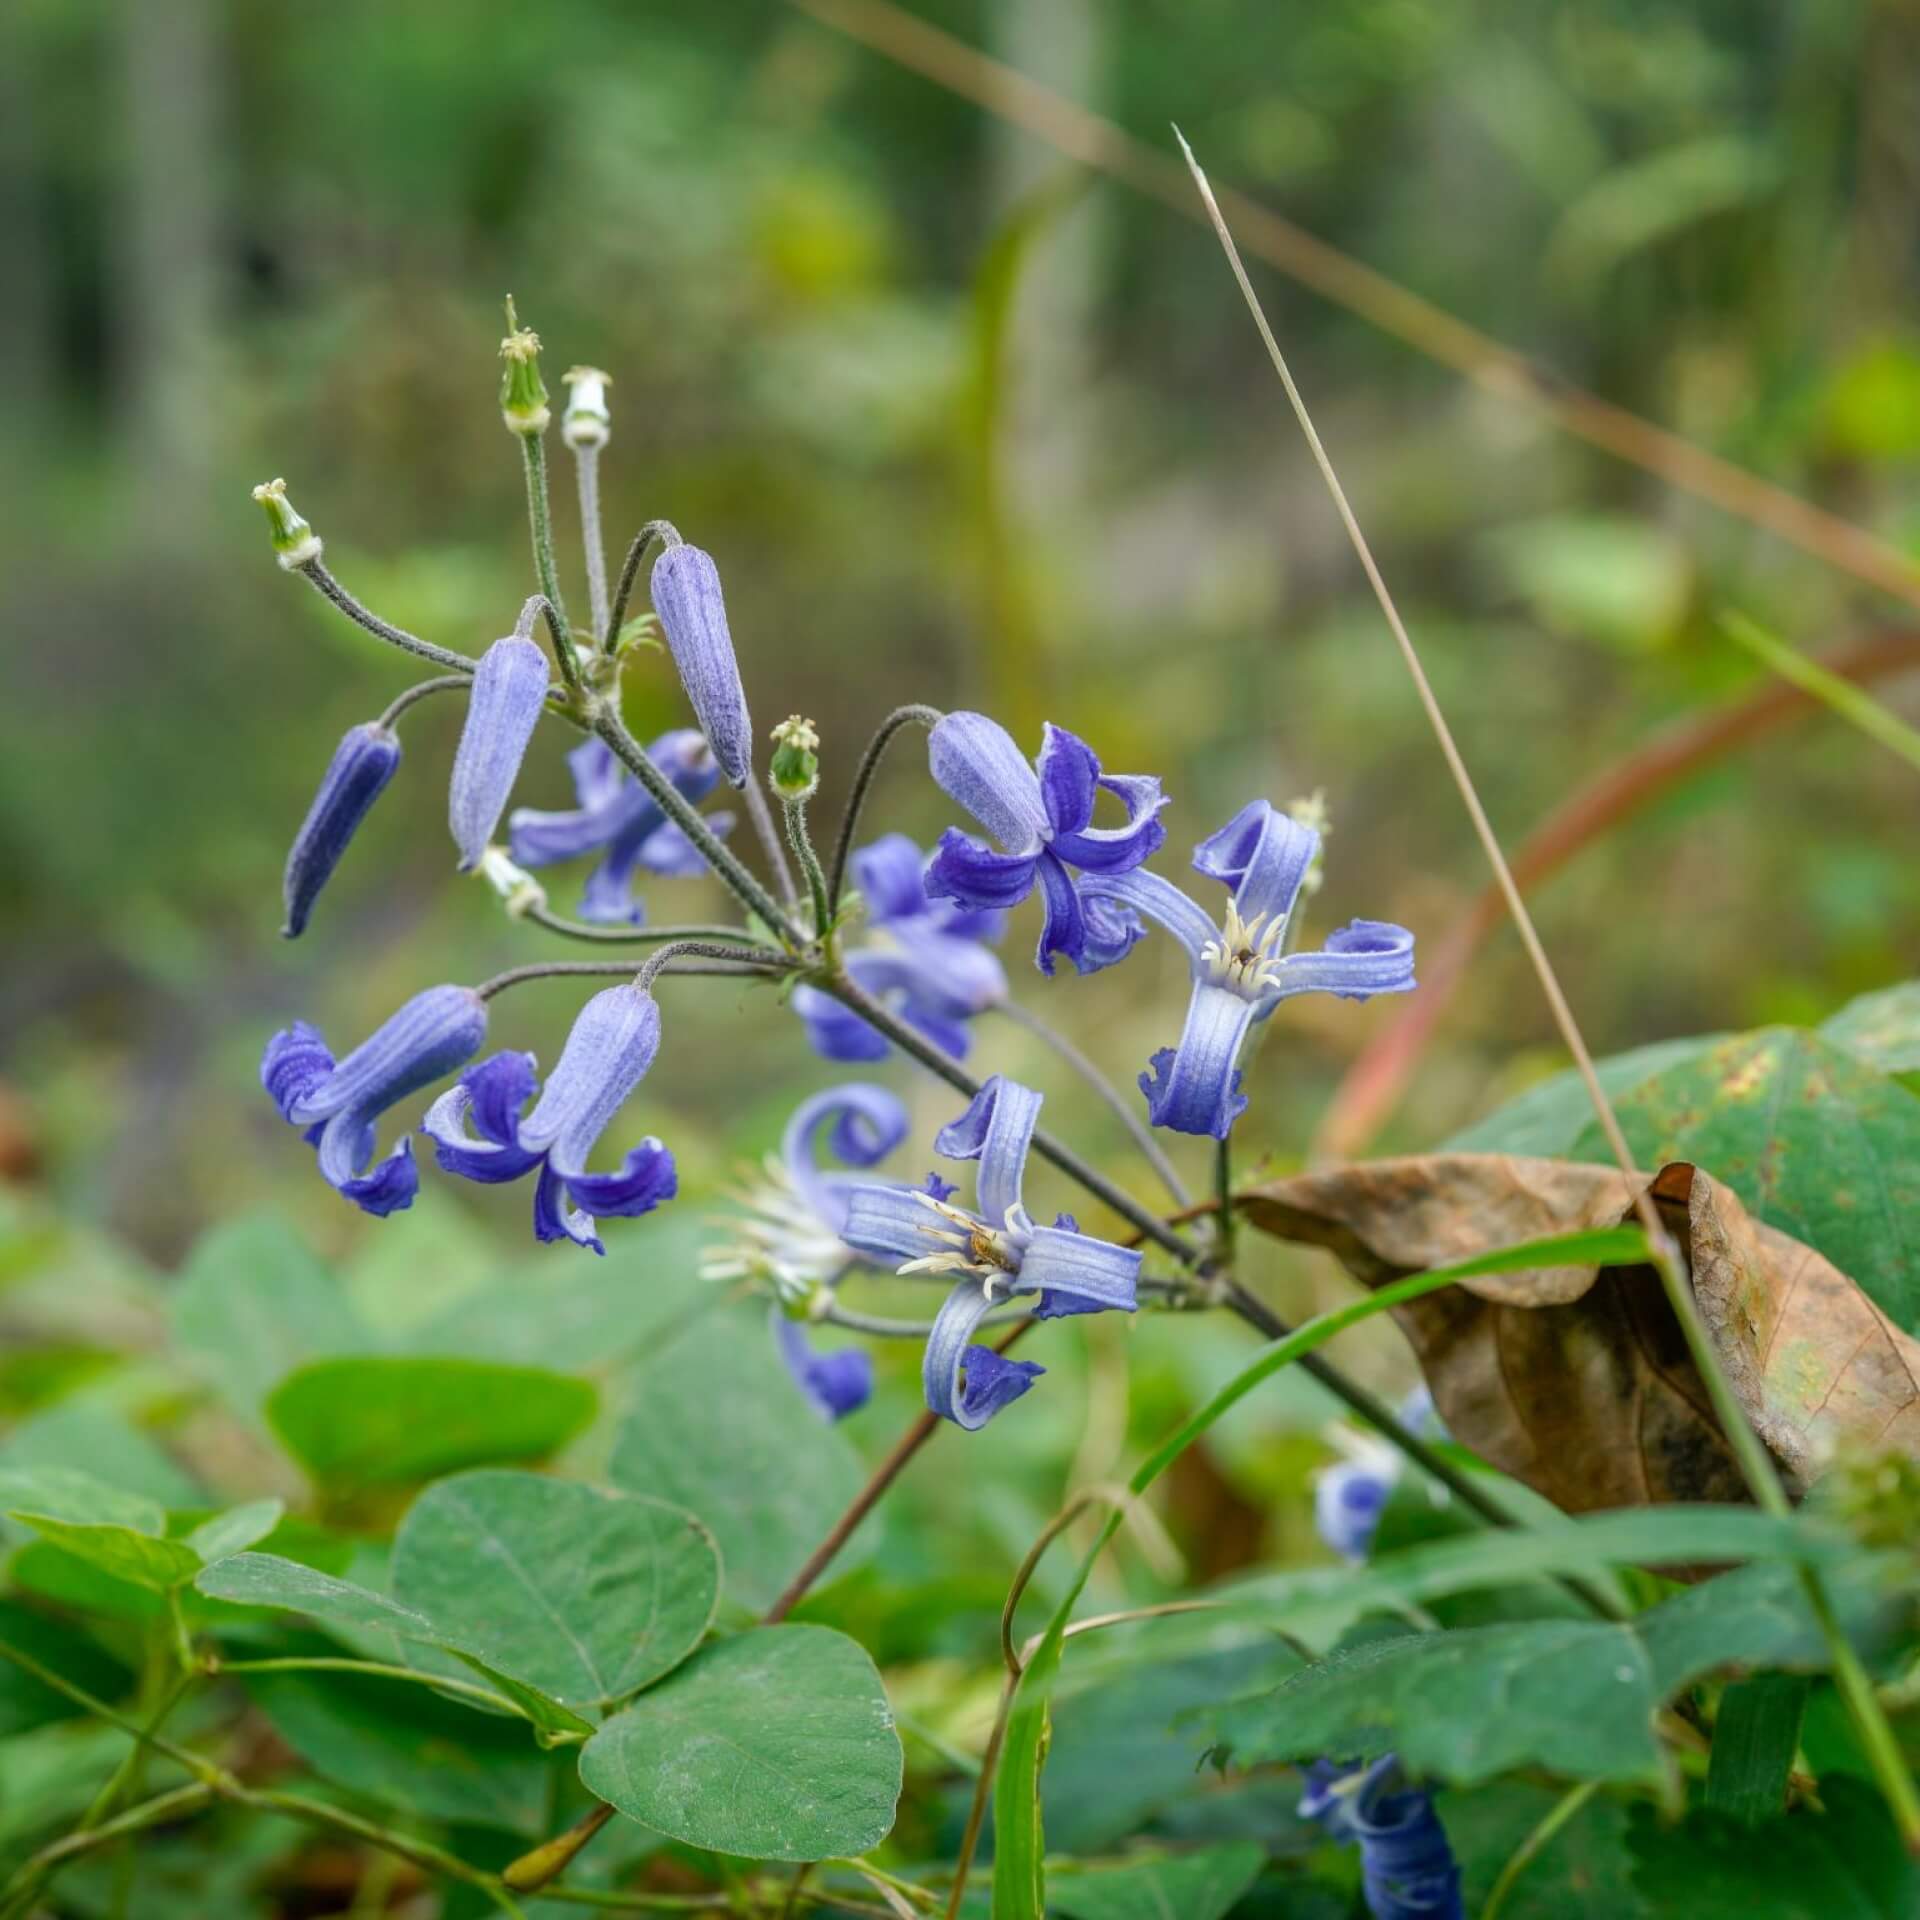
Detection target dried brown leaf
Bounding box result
[1239,1155,1920,1510]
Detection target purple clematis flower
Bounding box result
[508,732,733,925]
[651,544,753,788]
[1313,1386,1437,1562]
[923,714,1167,976]
[704,1084,919,1422]
[282,722,401,938]
[841,1077,1140,1429]
[449,635,551,870]
[422,984,676,1253]
[263,984,488,1216]
[790,834,1007,1064]
[1299,1756,1463,1920]
[1081,800,1415,1139]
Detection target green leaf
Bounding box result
[186,1499,286,1567]
[170,1214,371,1421]
[194,1552,438,1641]
[391,1470,720,1713]
[1822,981,1920,1076]
[1206,1558,1899,1788]
[1442,1034,1724,1155]
[10,1517,202,1591]
[0,1466,163,1534]
[1627,1777,1920,1917]
[266,1357,597,1490]
[1570,1027,1920,1331]
[609,1312,868,1612]
[0,1401,201,1508]
[0,1466,204,1592]
[579,1625,902,1861]
[1048,1843,1266,1920]
[445,1650,596,1746]
[1705,1673,1810,1826]
[1438,1779,1652,1920]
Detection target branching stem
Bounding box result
[827,705,943,912]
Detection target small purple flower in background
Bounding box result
[1312,1386,1438,1562]
[703,1083,916,1422]
[423,984,676,1253]
[923,714,1166,976]
[791,834,1008,1063]
[1081,799,1415,1139]
[281,722,401,938]
[449,634,550,869]
[651,544,753,788]
[262,984,488,1216]
[508,732,732,925]
[842,1077,1141,1429]
[1299,1755,1464,1920]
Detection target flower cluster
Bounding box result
[254,303,1415,1438]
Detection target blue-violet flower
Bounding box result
[282,722,401,938]
[1299,1756,1463,1920]
[791,834,1007,1063]
[924,714,1166,975]
[1082,799,1415,1138]
[449,635,551,870]
[509,732,731,925]
[842,1077,1141,1429]
[422,984,676,1253]
[262,984,488,1216]
[651,544,753,789]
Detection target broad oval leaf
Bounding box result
[579,1625,902,1861]
[9,1519,201,1592]
[186,1499,286,1567]
[392,1470,720,1713]
[1822,980,1920,1077]
[0,1468,163,1535]
[194,1551,438,1640]
[266,1357,596,1490]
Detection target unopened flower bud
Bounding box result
[561,366,611,449]
[251,478,322,570]
[499,297,550,435]
[478,845,547,919]
[769,715,820,801]
[282,722,401,938]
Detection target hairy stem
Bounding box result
[745,768,801,908]
[826,704,944,912]
[476,953,788,1000]
[522,905,771,947]
[518,432,579,692]
[376,673,472,729]
[606,519,683,646]
[784,793,834,939]
[297,560,480,673]
[574,442,610,642]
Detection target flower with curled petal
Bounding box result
[841,1077,1140,1429]
[1299,1756,1463,1920]
[422,984,676,1253]
[1081,799,1414,1139]
[262,984,488,1217]
[923,713,1166,976]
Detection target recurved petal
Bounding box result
[422,1052,544,1184]
[1035,723,1101,836]
[927,712,1049,853]
[923,1278,1044,1429]
[1079,868,1217,968]
[449,636,551,871]
[521,986,662,1172]
[843,1182,964,1268]
[286,985,488,1129]
[561,1137,677,1217]
[1018,1226,1141,1313]
[925,830,1041,915]
[650,545,753,787]
[772,1312,873,1423]
[851,832,933,924]
[1031,852,1087,976]
[534,1160,604,1255]
[933,1076,1041,1228]
[1266,920,1416,1005]
[1048,770,1168,874]
[1138,982,1257,1139]
[1193,799,1317,926]
[791,982,892,1064]
[782,1084,912,1234]
[333,1137,421,1218]
[282,724,401,939]
[262,1021,335,1123]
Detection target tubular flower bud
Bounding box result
[498,298,550,435]
[281,723,401,938]
[650,544,753,788]
[478,845,546,919]
[449,636,551,871]
[561,366,611,449]
[251,478,322,570]
[769,715,820,801]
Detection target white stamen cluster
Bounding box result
[898,1190,1024,1295]
[700,1155,848,1304]
[1200,899,1289,999]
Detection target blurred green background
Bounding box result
[3,0,1917,1282]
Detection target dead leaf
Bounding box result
[1238,1155,1920,1511]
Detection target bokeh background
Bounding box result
[3,1,1918,1473]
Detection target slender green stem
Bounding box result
[0,1638,216,1780]
[1482,1779,1602,1920]
[746,769,801,908]
[0,1783,215,1913]
[518,431,579,693]
[523,904,769,947]
[376,673,472,729]
[784,794,834,939]
[297,560,480,673]
[635,939,782,995]
[606,519,683,647]
[990,1000,1190,1209]
[213,1655,523,1717]
[476,953,788,1000]
[826,705,943,913]
[1722,610,1920,775]
[574,442,610,642]
[1213,1137,1235,1267]
[81,1665,194,1831]
[595,710,805,945]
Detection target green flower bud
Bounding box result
[769,715,820,800]
[251,478,322,569]
[561,366,611,449]
[498,296,550,435]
